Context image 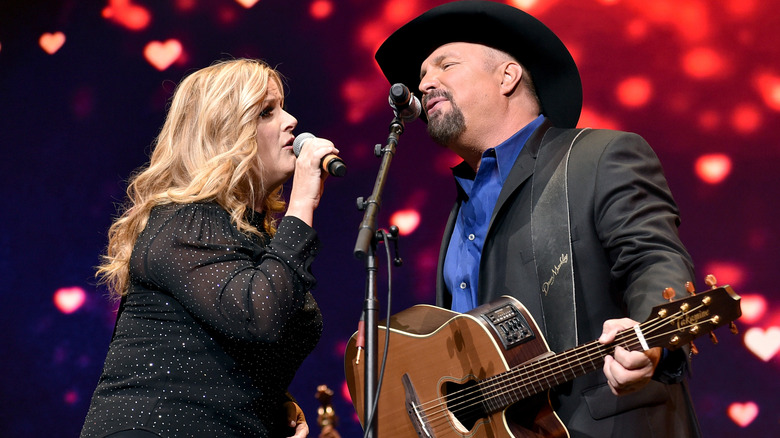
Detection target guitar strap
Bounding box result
[531,127,591,352]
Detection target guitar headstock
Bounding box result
[645,279,741,352]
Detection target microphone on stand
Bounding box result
[388,83,422,122]
[293,133,347,177]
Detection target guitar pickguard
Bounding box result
[480,301,536,350]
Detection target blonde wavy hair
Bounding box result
[97,58,287,299]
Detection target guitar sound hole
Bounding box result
[444,380,488,431]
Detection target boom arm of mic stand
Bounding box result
[353,117,405,438]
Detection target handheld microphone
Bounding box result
[388,83,422,122]
[292,133,347,177]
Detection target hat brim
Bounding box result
[375,0,582,128]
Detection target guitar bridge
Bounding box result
[402,373,433,437]
[481,302,535,349]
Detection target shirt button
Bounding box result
[468,233,475,241]
[459,282,467,289]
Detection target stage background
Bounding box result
[1,0,778,436]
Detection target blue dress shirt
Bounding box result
[443,115,545,313]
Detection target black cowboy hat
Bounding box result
[375,0,582,128]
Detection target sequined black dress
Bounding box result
[81,202,323,437]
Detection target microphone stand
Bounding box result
[353,116,405,438]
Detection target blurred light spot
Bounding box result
[175,0,197,11]
[77,354,91,367]
[217,6,240,25]
[510,0,543,10]
[727,0,758,16]
[666,93,693,114]
[739,294,768,324]
[436,151,464,175]
[746,227,769,251]
[635,0,673,20]
[382,0,420,25]
[391,209,421,236]
[697,110,720,131]
[626,19,649,40]
[53,345,67,363]
[235,0,259,8]
[64,390,79,405]
[769,310,780,328]
[616,76,652,108]
[342,79,369,123]
[341,76,386,123]
[577,107,620,130]
[358,22,387,52]
[673,2,710,41]
[743,326,780,362]
[701,261,743,286]
[54,287,86,314]
[727,401,759,427]
[414,246,439,301]
[357,1,421,54]
[565,43,583,71]
[596,0,620,4]
[341,380,352,403]
[71,86,96,120]
[637,0,710,42]
[102,0,151,31]
[754,72,780,111]
[39,32,66,54]
[694,153,731,184]
[143,39,183,71]
[310,0,333,19]
[334,340,347,356]
[736,28,755,47]
[731,104,762,134]
[682,47,724,79]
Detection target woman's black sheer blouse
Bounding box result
[81,202,323,437]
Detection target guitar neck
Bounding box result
[477,285,739,413]
[479,312,679,413]
[479,338,611,412]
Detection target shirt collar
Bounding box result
[452,114,546,186]
[494,114,546,182]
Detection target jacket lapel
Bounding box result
[488,119,552,234]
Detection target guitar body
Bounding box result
[345,296,569,438]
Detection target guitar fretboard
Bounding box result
[478,339,615,413]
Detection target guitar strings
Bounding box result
[414,303,708,431]
[418,320,669,431]
[421,304,706,430]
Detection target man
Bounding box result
[375,1,700,437]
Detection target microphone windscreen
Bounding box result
[292,132,316,157]
[390,83,410,105]
[389,83,421,121]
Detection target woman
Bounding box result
[81,59,337,437]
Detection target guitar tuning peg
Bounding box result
[690,341,699,356]
[662,287,676,301]
[685,281,696,295]
[730,322,739,335]
[709,332,719,345]
[704,274,718,288]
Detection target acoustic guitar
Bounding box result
[345,281,741,437]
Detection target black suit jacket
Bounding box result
[435,120,701,437]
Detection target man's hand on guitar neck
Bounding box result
[598,318,663,396]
